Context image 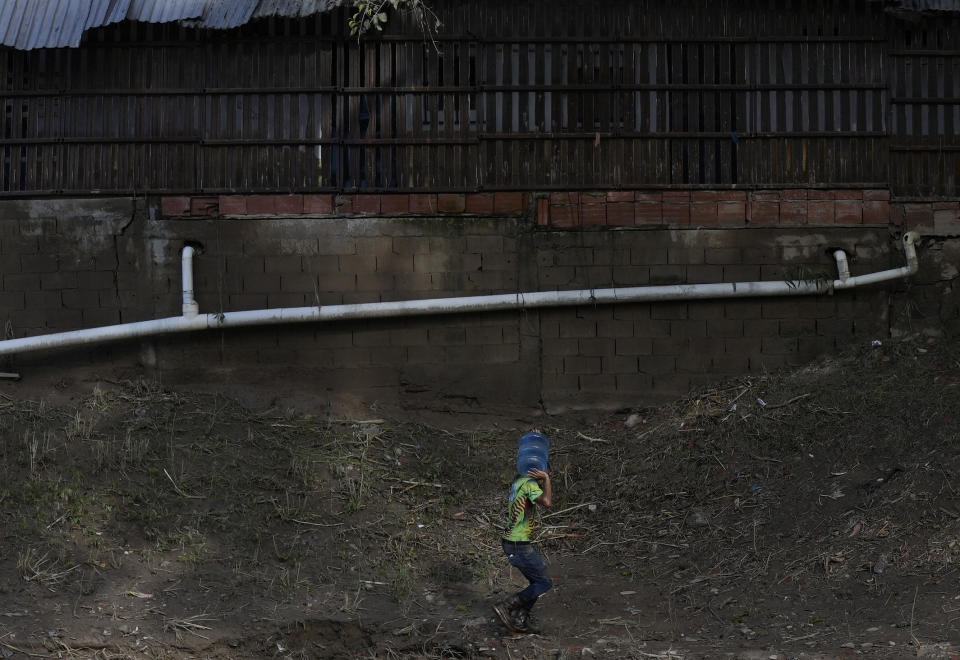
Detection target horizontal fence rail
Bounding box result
[0,0,957,197]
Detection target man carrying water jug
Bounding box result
[492,430,553,634]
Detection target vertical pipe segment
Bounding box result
[181,245,199,318]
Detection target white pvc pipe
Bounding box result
[0,232,920,357]
[833,232,919,290]
[181,245,199,317]
[833,249,851,282]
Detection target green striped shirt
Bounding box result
[503,476,544,542]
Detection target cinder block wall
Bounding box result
[1,192,957,412]
[533,228,894,409]
[143,208,541,409]
[0,198,143,341]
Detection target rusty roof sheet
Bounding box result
[884,0,960,9]
[0,0,345,49]
[4,0,958,51]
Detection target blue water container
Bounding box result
[516,431,550,475]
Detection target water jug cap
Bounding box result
[519,430,549,444]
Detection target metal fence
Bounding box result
[0,0,957,197]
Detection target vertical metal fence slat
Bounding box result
[0,1,954,195]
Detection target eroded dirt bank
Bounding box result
[1,335,959,659]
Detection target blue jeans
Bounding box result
[502,540,552,608]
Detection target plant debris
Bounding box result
[0,335,958,658]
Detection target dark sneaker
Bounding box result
[492,601,519,633]
[512,609,541,634]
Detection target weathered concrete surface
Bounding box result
[1,198,956,413]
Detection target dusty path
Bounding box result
[2,335,959,659]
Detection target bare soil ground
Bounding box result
[2,334,960,660]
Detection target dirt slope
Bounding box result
[1,334,959,659]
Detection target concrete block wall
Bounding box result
[0,198,141,342]
[1,191,957,412]
[139,211,539,408]
[534,227,893,409]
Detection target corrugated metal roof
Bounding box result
[6,0,959,50]
[126,0,207,24]
[173,0,343,30]
[886,0,960,9]
[253,0,343,20]
[0,0,346,49]
[0,0,113,50]
[178,0,258,29]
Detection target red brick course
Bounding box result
[465,193,495,213]
[862,200,889,225]
[409,194,437,213]
[158,189,909,231]
[807,200,835,224]
[550,204,579,227]
[834,189,864,200]
[580,201,607,226]
[161,196,191,216]
[536,198,550,226]
[888,203,905,227]
[606,202,635,226]
[190,197,219,216]
[662,191,691,225]
[353,194,381,214]
[748,200,779,225]
[219,195,247,215]
[717,200,746,225]
[780,200,807,224]
[551,192,580,205]
[247,195,278,214]
[174,191,482,220]
[380,194,410,214]
[691,198,719,226]
[494,192,526,214]
[304,194,334,214]
[835,199,862,224]
[752,191,781,203]
[275,195,304,214]
[635,203,663,225]
[903,203,934,232]
[437,193,466,213]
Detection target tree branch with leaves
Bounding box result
[348,0,441,47]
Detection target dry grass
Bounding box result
[163,613,217,640]
[0,337,958,657]
[16,547,79,587]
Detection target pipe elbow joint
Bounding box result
[832,249,850,282]
[182,301,200,317]
[902,231,920,274]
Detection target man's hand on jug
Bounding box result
[527,467,549,482]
